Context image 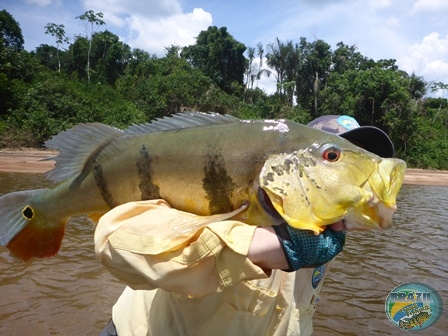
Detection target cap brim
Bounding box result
[339,126,394,158]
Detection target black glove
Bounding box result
[273,223,346,272]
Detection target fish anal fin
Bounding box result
[7,218,66,261]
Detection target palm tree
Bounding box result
[245,47,255,91]
[256,42,264,88]
[260,38,301,106]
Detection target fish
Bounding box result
[398,311,431,329]
[0,112,406,261]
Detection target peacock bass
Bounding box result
[0,113,406,261]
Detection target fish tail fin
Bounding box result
[0,189,66,261]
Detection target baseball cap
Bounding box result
[307,115,394,158]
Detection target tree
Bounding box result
[35,44,60,70]
[332,42,368,73]
[0,39,38,117]
[122,48,157,79]
[256,42,264,88]
[262,38,289,96]
[117,51,216,119]
[243,46,257,102]
[320,59,416,157]
[44,23,70,72]
[0,10,24,51]
[295,38,332,117]
[69,36,89,80]
[182,26,246,94]
[92,31,131,85]
[245,46,255,91]
[7,75,146,145]
[405,72,427,100]
[260,38,301,106]
[76,10,105,83]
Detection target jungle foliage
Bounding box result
[0,10,447,169]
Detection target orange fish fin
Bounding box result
[0,189,66,261]
[7,217,66,261]
[88,213,106,225]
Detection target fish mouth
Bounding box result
[344,202,396,231]
[257,188,283,221]
[343,158,405,231]
[344,181,398,230]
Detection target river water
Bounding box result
[0,172,447,335]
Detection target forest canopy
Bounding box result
[0,9,447,169]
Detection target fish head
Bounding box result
[416,312,431,323]
[260,138,406,233]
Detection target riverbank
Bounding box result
[1,149,447,186]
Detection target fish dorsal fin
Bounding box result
[124,112,240,135]
[44,123,123,182]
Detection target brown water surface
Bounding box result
[0,173,125,335]
[314,184,448,335]
[0,173,447,335]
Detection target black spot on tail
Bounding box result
[93,163,116,208]
[137,144,161,200]
[203,153,236,214]
[22,207,34,220]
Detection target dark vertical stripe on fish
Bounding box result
[203,153,236,214]
[93,162,116,208]
[136,144,161,200]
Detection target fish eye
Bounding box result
[321,145,341,162]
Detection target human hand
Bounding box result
[273,223,346,272]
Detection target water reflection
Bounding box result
[0,173,447,335]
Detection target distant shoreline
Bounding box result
[1,149,447,186]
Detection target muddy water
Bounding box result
[314,184,448,335]
[0,173,125,335]
[0,173,447,335]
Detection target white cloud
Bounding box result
[82,0,182,19]
[257,75,277,95]
[78,0,212,55]
[300,0,353,9]
[412,0,448,13]
[368,0,393,10]
[398,32,448,85]
[25,0,58,6]
[251,58,277,94]
[384,16,401,28]
[125,8,211,55]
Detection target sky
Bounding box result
[2,0,448,96]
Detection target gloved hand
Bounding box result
[273,223,346,272]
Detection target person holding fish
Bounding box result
[95,115,399,336]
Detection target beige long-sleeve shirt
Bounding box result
[95,200,331,336]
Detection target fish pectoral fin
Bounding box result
[137,204,249,254]
[88,213,107,225]
[167,204,248,240]
[0,189,67,261]
[264,189,324,234]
